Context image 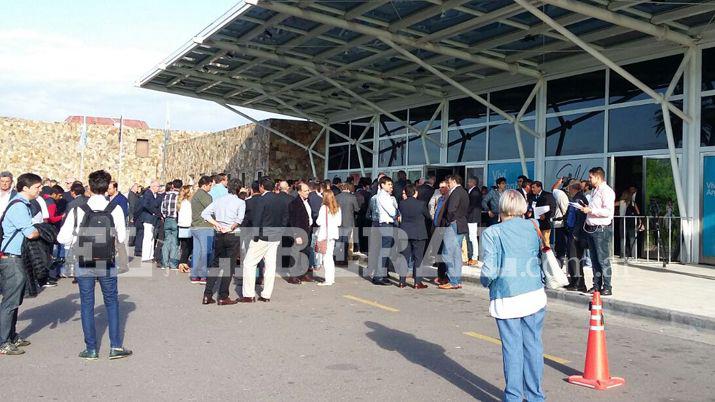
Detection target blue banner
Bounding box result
[703,156,715,258]
[486,162,534,190]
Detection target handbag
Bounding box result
[314,208,329,255]
[530,220,569,289]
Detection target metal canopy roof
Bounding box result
[138,0,715,123]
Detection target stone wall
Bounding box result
[0,117,205,191]
[164,119,324,183]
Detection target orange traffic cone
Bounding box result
[568,291,626,390]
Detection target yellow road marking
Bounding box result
[343,295,399,312]
[463,331,571,365]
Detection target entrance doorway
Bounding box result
[425,165,463,184]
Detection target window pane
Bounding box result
[378,138,406,167]
[361,146,374,168]
[449,96,487,127]
[488,121,535,160]
[546,111,604,156]
[328,145,349,170]
[329,123,350,143]
[379,111,407,136]
[547,70,605,113]
[703,47,715,92]
[351,117,374,140]
[702,95,715,147]
[408,133,440,165]
[448,126,487,162]
[609,55,684,104]
[410,104,442,132]
[489,84,536,122]
[608,103,683,152]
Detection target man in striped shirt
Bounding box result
[161,179,182,270]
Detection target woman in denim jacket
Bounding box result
[480,189,546,402]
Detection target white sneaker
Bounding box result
[317,282,334,286]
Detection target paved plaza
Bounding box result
[2,261,714,401]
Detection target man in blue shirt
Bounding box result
[208,173,228,200]
[0,173,41,355]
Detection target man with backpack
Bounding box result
[0,173,41,355]
[57,170,132,360]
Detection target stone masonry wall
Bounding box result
[0,117,205,191]
[266,119,324,180]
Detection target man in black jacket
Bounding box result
[354,178,372,254]
[439,175,469,289]
[397,184,431,288]
[287,183,312,284]
[136,181,162,262]
[530,181,557,248]
[565,182,589,291]
[465,176,482,266]
[239,178,288,303]
[335,183,359,266]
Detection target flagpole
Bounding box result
[118,115,124,184]
[79,115,87,179]
[162,103,170,183]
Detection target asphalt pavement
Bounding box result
[1,265,714,401]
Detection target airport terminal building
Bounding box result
[139,0,715,264]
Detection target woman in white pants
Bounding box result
[316,190,341,286]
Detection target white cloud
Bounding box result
[0,28,295,131]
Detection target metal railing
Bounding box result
[612,215,694,265]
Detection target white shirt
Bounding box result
[33,196,49,224]
[551,188,569,229]
[376,189,398,224]
[586,182,615,226]
[58,194,127,246]
[489,288,547,319]
[178,200,192,227]
[302,197,313,227]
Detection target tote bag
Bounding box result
[530,220,569,289]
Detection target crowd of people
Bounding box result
[0,166,618,401]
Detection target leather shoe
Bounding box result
[300,273,315,282]
[372,278,389,286]
[202,296,215,305]
[237,297,256,303]
[586,287,601,294]
[414,283,428,289]
[601,289,613,296]
[287,277,302,285]
[380,277,391,284]
[258,297,270,302]
[217,298,238,306]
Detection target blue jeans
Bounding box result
[496,308,546,402]
[162,218,179,268]
[191,228,214,279]
[587,225,613,291]
[444,223,464,286]
[76,273,121,351]
[0,257,27,345]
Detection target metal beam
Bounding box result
[538,0,695,47]
[245,0,541,78]
[381,38,540,138]
[514,0,692,124]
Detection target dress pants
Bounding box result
[141,222,154,261]
[399,239,426,284]
[566,231,586,289]
[587,225,613,291]
[466,222,479,260]
[133,220,144,256]
[204,233,240,300]
[0,257,27,345]
[241,239,279,299]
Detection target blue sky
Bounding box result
[0,1,292,131]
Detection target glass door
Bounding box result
[702,154,715,265]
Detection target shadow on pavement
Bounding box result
[18,293,80,338]
[364,321,502,401]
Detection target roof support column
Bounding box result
[381,38,542,138]
[514,0,692,124]
[514,80,543,176]
[681,47,702,263]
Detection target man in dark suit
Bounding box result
[307,181,323,270]
[136,181,162,262]
[239,178,289,303]
[335,183,359,266]
[439,175,469,289]
[393,170,408,201]
[565,181,589,291]
[354,178,372,254]
[530,180,557,248]
[417,175,435,204]
[277,181,295,274]
[466,176,482,266]
[287,183,313,284]
[398,184,431,289]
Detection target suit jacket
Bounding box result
[393,179,407,200]
[307,191,322,225]
[288,196,311,250]
[252,192,289,241]
[467,186,482,224]
[335,191,359,228]
[137,190,162,226]
[444,186,469,234]
[243,196,258,228]
[532,190,556,231]
[417,184,435,204]
[398,198,430,241]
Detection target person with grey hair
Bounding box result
[0,171,16,216]
[479,189,546,402]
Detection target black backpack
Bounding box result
[0,199,29,256]
[74,203,116,268]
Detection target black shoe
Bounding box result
[585,287,600,294]
[43,280,58,288]
[380,277,391,284]
[601,289,613,296]
[372,278,389,286]
[564,285,578,291]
